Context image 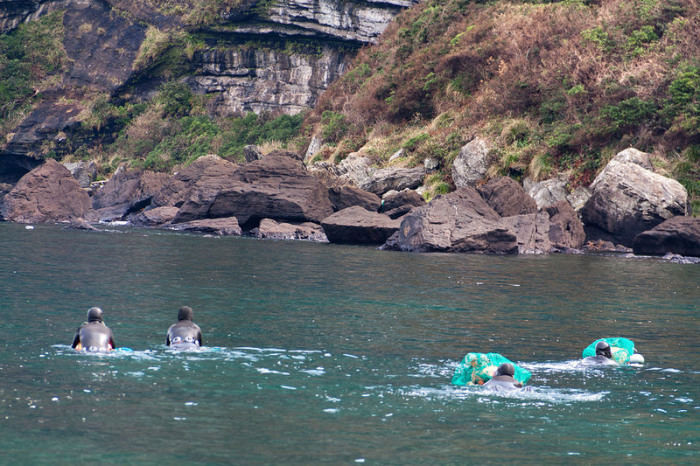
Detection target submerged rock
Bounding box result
[166,217,243,236]
[252,218,328,242]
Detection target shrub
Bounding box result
[321,111,349,143]
[157,81,194,118]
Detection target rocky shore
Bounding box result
[0,144,698,260]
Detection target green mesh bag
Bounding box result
[582,337,636,364]
[451,352,532,386]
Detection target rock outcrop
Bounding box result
[0,159,95,223]
[328,185,381,212]
[580,150,688,247]
[151,154,239,209]
[321,206,400,244]
[174,154,333,226]
[632,217,700,257]
[477,177,537,217]
[92,167,169,221]
[546,201,586,250]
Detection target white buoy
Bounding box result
[629,353,645,364]
[25,225,34,230]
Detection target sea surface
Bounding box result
[0,222,698,464]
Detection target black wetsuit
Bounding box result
[72,321,115,352]
[484,375,523,390]
[166,321,202,350]
[581,355,619,366]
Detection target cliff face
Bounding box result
[0,0,417,181]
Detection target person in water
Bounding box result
[166,306,202,350]
[581,341,620,366]
[483,363,523,390]
[71,307,115,352]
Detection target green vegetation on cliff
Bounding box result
[0,11,68,132]
[307,0,700,211]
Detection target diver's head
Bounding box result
[496,363,515,377]
[177,306,194,321]
[595,341,613,359]
[87,307,103,323]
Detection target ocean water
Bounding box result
[0,222,698,464]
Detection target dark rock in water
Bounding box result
[152,155,239,209]
[546,201,585,250]
[583,240,632,254]
[167,217,242,236]
[321,206,400,244]
[129,206,180,227]
[662,253,700,264]
[477,177,537,217]
[1,159,95,224]
[92,167,169,221]
[580,151,688,247]
[499,212,551,254]
[251,218,328,242]
[383,187,518,254]
[243,145,263,163]
[176,154,333,227]
[328,185,381,212]
[632,216,700,258]
[63,218,98,231]
[382,189,424,212]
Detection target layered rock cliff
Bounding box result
[0,0,417,181]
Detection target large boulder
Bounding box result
[92,166,169,221]
[1,159,95,224]
[328,185,381,212]
[580,152,688,247]
[381,189,425,219]
[477,177,537,217]
[632,216,700,257]
[360,166,425,196]
[546,201,586,250]
[524,175,570,209]
[321,206,401,244]
[252,218,328,242]
[63,161,98,188]
[499,212,551,254]
[451,137,492,188]
[175,154,333,226]
[383,187,518,254]
[152,155,239,208]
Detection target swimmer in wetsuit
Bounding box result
[483,363,523,390]
[581,341,620,366]
[166,306,202,350]
[71,307,115,352]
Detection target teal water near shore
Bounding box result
[1,222,698,464]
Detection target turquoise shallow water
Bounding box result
[0,222,698,464]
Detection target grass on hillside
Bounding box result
[307,0,700,212]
